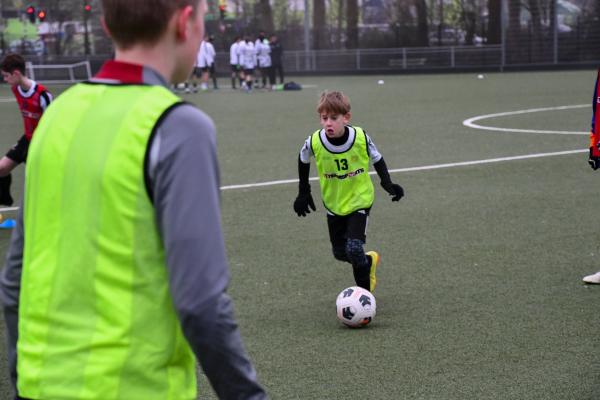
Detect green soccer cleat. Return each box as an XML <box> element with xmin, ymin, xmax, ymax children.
<box><xmin>366</xmin><ymin>251</ymin><xmax>380</xmax><ymax>292</ymax></box>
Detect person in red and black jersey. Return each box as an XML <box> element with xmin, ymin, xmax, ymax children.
<box><xmin>584</xmin><ymin>69</ymin><xmax>600</xmax><ymax>283</ymax></box>
<box><xmin>0</xmin><ymin>53</ymin><xmax>53</xmax><ymax>206</ymax></box>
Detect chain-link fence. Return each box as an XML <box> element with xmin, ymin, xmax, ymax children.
<box><xmin>1</xmin><ymin>0</ymin><xmax>598</xmax><ymax>74</ymax></box>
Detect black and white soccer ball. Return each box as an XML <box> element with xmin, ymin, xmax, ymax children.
<box><xmin>335</xmin><ymin>286</ymin><xmax>376</xmax><ymax>328</ymax></box>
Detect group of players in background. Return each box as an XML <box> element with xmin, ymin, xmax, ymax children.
<box><xmin>177</xmin><ymin>32</ymin><xmax>285</xmax><ymax>93</ymax></box>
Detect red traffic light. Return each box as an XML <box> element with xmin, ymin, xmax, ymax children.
<box><xmin>26</xmin><ymin>6</ymin><xmax>36</xmax><ymax>23</ymax></box>
<box><xmin>37</xmin><ymin>10</ymin><xmax>46</xmax><ymax>21</ymax></box>
<box><xmin>84</xmin><ymin>4</ymin><xmax>91</xmax><ymax>12</ymax></box>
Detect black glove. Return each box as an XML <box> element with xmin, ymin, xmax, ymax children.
<box><xmin>293</xmin><ymin>185</ymin><xmax>316</xmax><ymax>217</ymax></box>
<box><xmin>381</xmin><ymin>181</ymin><xmax>404</xmax><ymax>202</ymax></box>
<box><xmin>0</xmin><ymin>174</ymin><xmax>13</xmax><ymax>206</ymax></box>
<box><xmin>589</xmin><ymin>148</ymin><xmax>600</xmax><ymax>170</ymax></box>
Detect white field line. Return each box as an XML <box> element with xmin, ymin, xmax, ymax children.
<box><xmin>463</xmin><ymin>104</ymin><xmax>589</xmax><ymax>135</ymax></box>
<box><xmin>0</xmin><ymin>98</ymin><xmax>15</xmax><ymax>103</ymax></box>
<box><xmin>0</xmin><ymin>106</ymin><xmax>587</xmax><ymax>211</ymax></box>
<box><xmin>0</xmin><ymin>149</ymin><xmax>585</xmax><ymax>211</ymax></box>
<box><xmin>220</xmin><ymin>149</ymin><xmax>586</xmax><ymax>191</ymax></box>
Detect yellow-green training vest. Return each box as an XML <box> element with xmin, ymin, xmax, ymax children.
<box><xmin>311</xmin><ymin>126</ymin><xmax>374</xmax><ymax>216</ymax></box>
<box><xmin>19</xmin><ymin>83</ymin><xmax>197</xmax><ymax>400</ymax></box>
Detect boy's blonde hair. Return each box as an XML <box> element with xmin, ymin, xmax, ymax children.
<box><xmin>317</xmin><ymin>91</ymin><xmax>351</xmax><ymax>115</ymax></box>
<box><xmin>102</xmin><ymin>0</ymin><xmax>201</xmax><ymax>49</ymax></box>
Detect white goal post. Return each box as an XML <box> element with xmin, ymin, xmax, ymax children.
<box><xmin>26</xmin><ymin>61</ymin><xmax>92</xmax><ymax>84</ymax></box>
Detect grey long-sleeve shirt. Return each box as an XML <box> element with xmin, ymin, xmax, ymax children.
<box><xmin>0</xmin><ymin>63</ymin><xmax>267</xmax><ymax>400</ymax></box>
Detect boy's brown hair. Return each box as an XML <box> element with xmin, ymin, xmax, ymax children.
<box><xmin>0</xmin><ymin>53</ymin><xmax>26</xmax><ymax>74</ymax></box>
<box><xmin>317</xmin><ymin>91</ymin><xmax>351</xmax><ymax>115</ymax></box>
<box><xmin>101</xmin><ymin>0</ymin><xmax>201</xmax><ymax>49</ymax></box>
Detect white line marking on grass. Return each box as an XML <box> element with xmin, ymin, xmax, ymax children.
<box><xmin>463</xmin><ymin>104</ymin><xmax>588</xmax><ymax>135</ymax></box>
<box><xmin>0</xmin><ymin>98</ymin><xmax>15</xmax><ymax>103</ymax></box>
<box><xmin>0</xmin><ymin>150</ymin><xmax>586</xmax><ymax>213</ymax></box>
<box><xmin>221</xmin><ymin>149</ymin><xmax>586</xmax><ymax>190</ymax></box>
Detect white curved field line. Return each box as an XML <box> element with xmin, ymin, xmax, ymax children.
<box><xmin>0</xmin><ymin>105</ymin><xmax>588</xmax><ymax>213</ymax></box>
<box><xmin>463</xmin><ymin>104</ymin><xmax>589</xmax><ymax>135</ymax></box>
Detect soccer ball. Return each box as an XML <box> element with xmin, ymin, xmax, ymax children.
<box><xmin>336</xmin><ymin>286</ymin><xmax>376</xmax><ymax>328</ymax></box>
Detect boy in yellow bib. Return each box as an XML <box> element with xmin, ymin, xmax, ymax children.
<box><xmin>293</xmin><ymin>91</ymin><xmax>404</xmax><ymax>292</ymax></box>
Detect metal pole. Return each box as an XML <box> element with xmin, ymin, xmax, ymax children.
<box><xmin>304</xmin><ymin>0</ymin><xmax>310</xmax><ymax>70</ymax></box>
<box><xmin>553</xmin><ymin>0</ymin><xmax>558</xmax><ymax>64</ymax></box>
<box><xmin>500</xmin><ymin>0</ymin><xmax>506</xmax><ymax>71</ymax></box>
<box><xmin>83</xmin><ymin>0</ymin><xmax>90</xmax><ymax>55</ymax></box>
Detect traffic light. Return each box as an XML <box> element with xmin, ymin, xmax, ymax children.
<box><xmin>84</xmin><ymin>3</ymin><xmax>92</xmax><ymax>16</ymax></box>
<box><xmin>37</xmin><ymin>10</ymin><xmax>46</xmax><ymax>22</ymax></box>
<box><xmin>219</xmin><ymin>4</ymin><xmax>226</xmax><ymax>20</ymax></box>
<box><xmin>26</xmin><ymin>6</ymin><xmax>35</xmax><ymax>23</ymax></box>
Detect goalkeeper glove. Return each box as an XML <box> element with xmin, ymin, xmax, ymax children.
<box><xmin>293</xmin><ymin>184</ymin><xmax>316</xmax><ymax>217</ymax></box>
<box><xmin>381</xmin><ymin>181</ymin><xmax>404</xmax><ymax>202</ymax></box>
<box><xmin>0</xmin><ymin>174</ymin><xmax>13</xmax><ymax>206</ymax></box>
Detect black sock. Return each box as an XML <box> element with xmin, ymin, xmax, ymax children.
<box><xmin>352</xmin><ymin>262</ymin><xmax>371</xmax><ymax>291</ymax></box>
<box><xmin>0</xmin><ymin>174</ymin><xmax>13</xmax><ymax>206</ymax></box>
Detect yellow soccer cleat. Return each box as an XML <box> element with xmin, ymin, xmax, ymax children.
<box><xmin>366</xmin><ymin>251</ymin><xmax>380</xmax><ymax>292</ymax></box>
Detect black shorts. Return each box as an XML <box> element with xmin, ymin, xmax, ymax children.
<box><xmin>327</xmin><ymin>209</ymin><xmax>370</xmax><ymax>248</ymax></box>
<box><xmin>202</xmin><ymin>64</ymin><xmax>215</xmax><ymax>73</ymax></box>
<box><xmin>192</xmin><ymin>67</ymin><xmax>203</xmax><ymax>77</ymax></box>
<box><xmin>243</xmin><ymin>68</ymin><xmax>254</xmax><ymax>76</ymax></box>
<box><xmin>6</xmin><ymin>135</ymin><xmax>29</xmax><ymax>164</ymax></box>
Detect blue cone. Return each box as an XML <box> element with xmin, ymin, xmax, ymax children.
<box><xmin>0</xmin><ymin>219</ymin><xmax>16</xmax><ymax>229</ymax></box>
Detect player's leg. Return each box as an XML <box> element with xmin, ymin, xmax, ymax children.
<box><xmin>201</xmin><ymin>67</ymin><xmax>209</xmax><ymax>90</ymax></box>
<box><xmin>239</xmin><ymin>68</ymin><xmax>245</xmax><ymax>88</ymax></box>
<box><xmin>328</xmin><ymin>214</ymin><xmax>349</xmax><ymax>263</ymax></box>
<box><xmin>0</xmin><ymin>136</ymin><xmax>27</xmax><ymax>206</ymax></box>
<box><xmin>231</xmin><ymin>65</ymin><xmax>237</xmax><ymax>89</ymax></box>
<box><xmin>344</xmin><ymin>210</ymin><xmax>378</xmax><ymax>292</ymax></box>
<box><xmin>210</xmin><ymin>64</ymin><xmax>218</xmax><ymax>89</ymax></box>
<box><xmin>245</xmin><ymin>69</ymin><xmax>253</xmax><ymax>91</ymax></box>
<box><xmin>191</xmin><ymin>67</ymin><xmax>201</xmax><ymax>92</ymax></box>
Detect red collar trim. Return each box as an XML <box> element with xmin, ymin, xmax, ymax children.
<box><xmin>94</xmin><ymin>60</ymin><xmax>144</xmax><ymax>84</ymax></box>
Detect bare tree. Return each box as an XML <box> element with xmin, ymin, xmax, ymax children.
<box><xmin>346</xmin><ymin>0</ymin><xmax>359</xmax><ymax>48</ymax></box>
<box><xmin>487</xmin><ymin>0</ymin><xmax>501</xmax><ymax>43</ymax></box>
<box><xmin>336</xmin><ymin>0</ymin><xmax>344</xmax><ymax>47</ymax></box>
<box><xmin>256</xmin><ymin>0</ymin><xmax>274</xmax><ymax>33</ymax></box>
<box><xmin>313</xmin><ymin>0</ymin><xmax>326</xmax><ymax>49</ymax></box>
<box><xmin>415</xmin><ymin>0</ymin><xmax>429</xmax><ymax>46</ymax></box>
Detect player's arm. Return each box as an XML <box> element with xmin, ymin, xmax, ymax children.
<box><xmin>0</xmin><ymin>203</ymin><xmax>24</xmax><ymax>389</ymax></box>
<box><xmin>293</xmin><ymin>138</ymin><xmax>316</xmax><ymax>217</ymax></box>
<box><xmin>40</xmin><ymin>90</ymin><xmax>53</xmax><ymax>111</ymax></box>
<box><xmin>373</xmin><ymin>158</ymin><xmax>404</xmax><ymax>201</ymax></box>
<box><xmin>148</xmin><ymin>105</ymin><xmax>267</xmax><ymax>399</ymax></box>
<box><xmin>366</xmin><ymin>134</ymin><xmax>404</xmax><ymax>201</ymax></box>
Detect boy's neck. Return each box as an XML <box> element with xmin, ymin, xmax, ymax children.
<box><xmin>327</xmin><ymin>126</ymin><xmax>349</xmax><ymax>145</ymax></box>
<box><xmin>17</xmin><ymin>76</ymin><xmax>33</xmax><ymax>92</ymax></box>
<box><xmin>115</xmin><ymin>43</ymin><xmax>176</xmax><ymax>84</ymax></box>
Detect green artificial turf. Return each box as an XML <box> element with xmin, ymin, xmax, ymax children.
<box><xmin>0</xmin><ymin>70</ymin><xmax>598</xmax><ymax>399</ymax></box>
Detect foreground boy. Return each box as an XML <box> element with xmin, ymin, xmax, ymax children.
<box><xmin>293</xmin><ymin>91</ymin><xmax>404</xmax><ymax>292</ymax></box>
<box><xmin>0</xmin><ymin>1</ymin><xmax>267</xmax><ymax>399</ymax></box>
<box><xmin>0</xmin><ymin>53</ymin><xmax>52</xmax><ymax>206</ymax></box>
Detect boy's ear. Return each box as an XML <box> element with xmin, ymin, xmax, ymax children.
<box><xmin>99</xmin><ymin>17</ymin><xmax>111</xmax><ymax>39</ymax></box>
<box><xmin>175</xmin><ymin>5</ymin><xmax>194</xmax><ymax>41</ymax></box>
